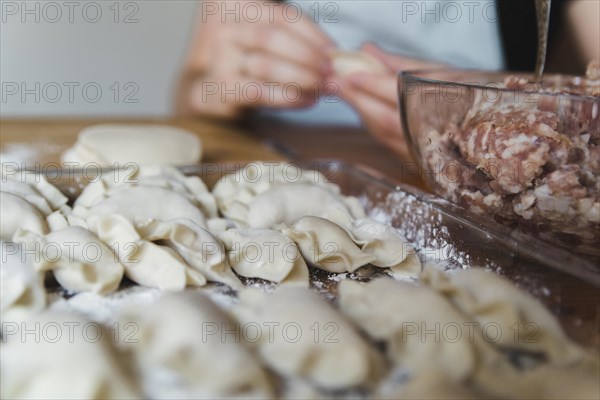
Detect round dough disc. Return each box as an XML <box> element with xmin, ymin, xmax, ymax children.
<box><xmin>61</xmin><ymin>124</ymin><xmax>202</xmax><ymax>167</ymax></box>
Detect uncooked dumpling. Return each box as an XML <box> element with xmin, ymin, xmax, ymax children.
<box><xmin>278</xmin><ymin>216</ymin><xmax>375</xmax><ymax>273</ymax></box>
<box><xmin>122</xmin><ymin>291</ymin><xmax>272</xmax><ymax>398</ymax></box>
<box><xmin>337</xmin><ymin>278</ymin><xmax>522</xmax><ymax>397</ymax></box>
<box><xmin>74</xmin><ymin>185</ymin><xmax>208</xmax><ymax>228</ymax></box>
<box><xmin>213</xmin><ymin>161</ymin><xmax>333</xmax><ymax>210</ymax></box>
<box><xmin>0</xmin><ymin>241</ymin><xmax>46</xmax><ymax>324</ymax></box>
<box><xmin>80</xmin><ymin>165</ymin><xmax>218</xmax><ymax>219</ymax></box>
<box><xmin>88</xmin><ymin>215</ymin><xmax>241</xmax><ymax>290</ymax></box>
<box><xmin>234</xmin><ymin>286</ymin><xmax>384</xmax><ymax>390</ymax></box>
<box><xmin>0</xmin><ymin>191</ymin><xmax>48</xmax><ymax>240</ymax></box>
<box><xmin>1</xmin><ymin>311</ymin><xmax>140</xmax><ymax>399</ymax></box>
<box><xmin>14</xmin><ymin>226</ymin><xmax>124</xmax><ymax>294</ymax></box>
<box><xmin>248</xmin><ymin>184</ymin><xmax>365</xmax><ymax>228</ymax></box>
<box><xmin>61</xmin><ymin>124</ymin><xmax>202</xmax><ymax>167</ymax></box>
<box><xmin>420</xmin><ymin>268</ymin><xmax>585</xmax><ymax>366</ymax></box>
<box><xmin>1</xmin><ymin>170</ymin><xmax>71</xmax><ymax>235</ymax></box>
<box><xmin>87</xmin><ymin>214</ymin><xmax>201</xmax><ymax>291</ymax></box>
<box><xmin>1</xmin><ymin>168</ymin><xmax>70</xmax><ymax>215</ymax></box>
<box><xmin>213</xmin><ymin>162</ymin><xmax>365</xmax><ymax>228</ymax></box>
<box><xmin>328</xmin><ymin>211</ymin><xmax>422</xmax><ymax>278</ymax></box>
<box><xmin>1</xmin><ymin>178</ymin><xmax>54</xmax><ymax>215</ymax></box>
<box><xmin>340</xmin><ymin>274</ymin><xmax>599</xmax><ymax>399</ymax></box>
<box><xmin>136</xmin><ymin>218</ymin><xmax>242</xmax><ymax>289</ymax></box>
<box><xmin>218</xmin><ymin>228</ymin><xmax>309</xmax><ymax>286</ymax></box>
<box><xmin>339</xmin><ymin>278</ymin><xmax>478</xmax><ymax>381</ymax></box>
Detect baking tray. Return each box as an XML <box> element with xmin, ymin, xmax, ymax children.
<box><xmin>36</xmin><ymin>159</ymin><xmax>600</xmax><ymax>347</ymax></box>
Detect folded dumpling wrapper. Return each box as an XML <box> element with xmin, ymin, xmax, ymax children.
<box><xmin>121</xmin><ymin>291</ymin><xmax>273</xmax><ymax>398</ymax></box>
<box><xmin>1</xmin><ymin>311</ymin><xmax>140</xmax><ymax>399</ymax></box>
<box><xmin>88</xmin><ymin>215</ymin><xmax>242</xmax><ymax>290</ymax></box>
<box><xmin>212</xmin><ymin>161</ymin><xmax>333</xmax><ymax>209</ymax></box>
<box><xmin>14</xmin><ymin>226</ymin><xmax>125</xmax><ymax>294</ymax></box>
<box><xmin>338</xmin><ymin>277</ymin><xmax>525</xmax><ymax>398</ymax></box>
<box><xmin>0</xmin><ymin>241</ymin><xmax>46</xmax><ymax>324</ymax></box>
<box><xmin>234</xmin><ymin>286</ymin><xmax>384</xmax><ymax>390</ymax></box>
<box><xmin>213</xmin><ymin>162</ymin><xmax>365</xmax><ymax>228</ymax></box>
<box><xmin>327</xmin><ymin>210</ymin><xmax>422</xmax><ymax>278</ymax></box>
<box><xmin>72</xmin><ymin>166</ymin><xmax>222</xmax><ymax>231</ymax></box>
<box><xmin>0</xmin><ymin>191</ymin><xmax>48</xmax><ymax>240</ymax></box>
<box><xmin>61</xmin><ymin>124</ymin><xmax>202</xmax><ymax>167</ymax></box>
<box><xmin>278</xmin><ymin>216</ymin><xmax>375</xmax><ymax>273</ymax></box>
<box><xmin>0</xmin><ymin>169</ymin><xmax>70</xmax><ymax>217</ymax></box>
<box><xmin>420</xmin><ymin>267</ymin><xmax>586</xmax><ymax>366</ymax></box>
<box><xmin>218</xmin><ymin>228</ymin><xmax>309</xmax><ymax>286</ymax></box>
<box><xmin>339</xmin><ymin>274</ymin><xmax>599</xmax><ymax>399</ymax></box>
<box><xmin>80</xmin><ymin>165</ymin><xmax>218</xmax><ymax>218</ymax></box>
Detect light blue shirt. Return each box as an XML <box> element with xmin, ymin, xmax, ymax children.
<box><xmin>264</xmin><ymin>0</ymin><xmax>504</xmax><ymax>125</ymax></box>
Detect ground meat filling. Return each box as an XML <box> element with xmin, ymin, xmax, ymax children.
<box><xmin>423</xmin><ymin>62</ymin><xmax>600</xmax><ymax>254</ymax></box>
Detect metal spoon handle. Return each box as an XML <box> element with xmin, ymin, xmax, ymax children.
<box><xmin>534</xmin><ymin>0</ymin><xmax>551</xmax><ymax>82</ymax></box>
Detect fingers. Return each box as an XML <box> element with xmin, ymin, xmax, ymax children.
<box><xmin>235</xmin><ymin>26</ymin><xmax>329</xmax><ymax>75</ymax></box>
<box><xmin>361</xmin><ymin>42</ymin><xmax>444</xmax><ymax>71</ymax></box>
<box><xmin>242</xmin><ymin>51</ymin><xmax>326</xmax><ymax>90</ymax></box>
<box><xmin>187</xmin><ymin>74</ymin><xmax>316</xmax><ymax>118</ymax></box>
<box><xmin>337</xmin><ymin>81</ymin><xmax>411</xmax><ymax>160</ymax></box>
<box><xmin>338</xmin><ymin>72</ymin><xmax>399</xmax><ymax>106</ymax></box>
<box><xmin>282</xmin><ymin>11</ymin><xmax>335</xmax><ymax>50</ymax></box>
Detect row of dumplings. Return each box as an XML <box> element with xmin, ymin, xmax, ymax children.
<box><xmin>1</xmin><ymin>162</ymin><xmax>421</xmax><ymax>323</ymax></box>
<box><xmin>2</xmin><ymin>268</ymin><xmax>597</xmax><ymax>399</ymax></box>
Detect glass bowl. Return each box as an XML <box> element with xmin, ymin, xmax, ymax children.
<box><xmin>398</xmin><ymin>69</ymin><xmax>600</xmax><ymax>257</ymax></box>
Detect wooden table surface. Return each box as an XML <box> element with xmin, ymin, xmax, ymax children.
<box><xmin>1</xmin><ymin>117</ymin><xmax>598</xmax><ymax>347</ymax></box>
<box><xmin>0</xmin><ymin>118</ymin><xmax>283</xmax><ymax>167</ymax></box>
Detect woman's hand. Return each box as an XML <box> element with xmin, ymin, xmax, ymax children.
<box><xmin>177</xmin><ymin>1</ymin><xmax>334</xmax><ymax>118</ymax></box>
<box><xmin>334</xmin><ymin>43</ymin><xmax>442</xmax><ymax>160</ymax></box>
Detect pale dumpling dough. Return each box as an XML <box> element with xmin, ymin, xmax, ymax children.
<box><xmin>339</xmin><ymin>278</ymin><xmax>479</xmax><ymax>380</ymax></box>
<box><xmin>338</xmin><ymin>278</ymin><xmax>522</xmax><ymax>398</ymax></box>
<box><xmin>1</xmin><ymin>311</ymin><xmax>140</xmax><ymax>399</ymax></box>
<box><xmin>0</xmin><ymin>241</ymin><xmax>46</xmax><ymax>324</ymax></box>
<box><xmin>72</xmin><ymin>165</ymin><xmax>222</xmax><ymax>231</ymax></box>
<box><xmin>328</xmin><ymin>211</ymin><xmax>422</xmax><ymax>278</ymax></box>
<box><xmin>330</xmin><ymin>50</ymin><xmax>388</xmax><ymax>76</ymax></box>
<box><xmin>1</xmin><ymin>167</ymin><xmax>70</xmax><ymax>215</ymax></box>
<box><xmin>213</xmin><ymin>162</ymin><xmax>365</xmax><ymax>228</ymax></box>
<box><xmin>61</xmin><ymin>124</ymin><xmax>202</xmax><ymax>167</ymax></box>
<box><xmin>74</xmin><ymin>185</ymin><xmax>208</xmax><ymax>229</ymax></box>
<box><xmin>341</xmin><ymin>274</ymin><xmax>599</xmax><ymax>399</ymax></box>
<box><xmin>242</xmin><ymin>183</ymin><xmax>365</xmax><ymax>228</ymax></box>
<box><xmin>77</xmin><ymin>165</ymin><xmax>218</xmax><ymax>219</ymax></box>
<box><xmin>234</xmin><ymin>286</ymin><xmax>383</xmax><ymax>390</ymax></box>
<box><xmin>14</xmin><ymin>226</ymin><xmax>124</xmax><ymax>294</ymax></box>
<box><xmin>218</xmin><ymin>228</ymin><xmax>309</xmax><ymax>286</ymax></box>
<box><xmin>0</xmin><ymin>191</ymin><xmax>48</xmax><ymax>240</ymax></box>
<box><xmin>136</xmin><ymin>218</ymin><xmax>242</xmax><ymax>289</ymax></box>
<box><xmin>421</xmin><ymin>268</ymin><xmax>585</xmax><ymax>366</ymax></box>
<box><xmin>0</xmin><ymin>170</ymin><xmax>70</xmax><ymax>233</ymax></box>
<box><xmin>122</xmin><ymin>291</ymin><xmax>272</xmax><ymax>398</ymax></box>
<box><xmin>88</xmin><ymin>215</ymin><xmax>241</xmax><ymax>290</ymax></box>
<box><xmin>279</xmin><ymin>216</ymin><xmax>375</xmax><ymax>273</ymax></box>
<box><xmin>212</xmin><ymin>161</ymin><xmax>334</xmax><ymax>209</ymax></box>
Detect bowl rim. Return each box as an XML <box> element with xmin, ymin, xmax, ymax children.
<box><xmin>398</xmin><ymin>68</ymin><xmax>599</xmax><ymax>101</ymax></box>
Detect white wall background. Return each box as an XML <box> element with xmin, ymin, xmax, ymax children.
<box><xmin>1</xmin><ymin>0</ymin><xmax>198</xmax><ymax>117</ymax></box>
